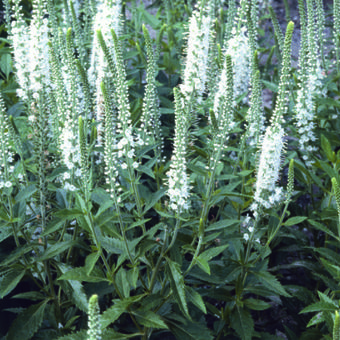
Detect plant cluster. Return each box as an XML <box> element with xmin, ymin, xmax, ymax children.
<box><xmin>0</xmin><ymin>0</ymin><xmax>340</xmax><ymax>339</ymax></box>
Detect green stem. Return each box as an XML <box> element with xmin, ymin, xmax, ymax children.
<box><xmin>185</xmin><ymin>163</ymin><xmax>218</xmax><ymax>274</ymax></box>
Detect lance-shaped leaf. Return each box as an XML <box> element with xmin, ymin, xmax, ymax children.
<box><xmin>166</xmin><ymin>258</ymin><xmax>190</xmax><ymax>319</ymax></box>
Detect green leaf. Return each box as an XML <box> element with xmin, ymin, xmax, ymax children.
<box><xmin>334</xmin><ymin>311</ymin><xmax>340</xmax><ymax>340</ymax></box>
<box><xmin>143</xmin><ymin>188</ymin><xmax>166</xmax><ymax>214</ymax></box>
<box><xmin>138</xmin><ymin>164</ymin><xmax>155</xmax><ymax>179</ymax></box>
<box><xmin>133</xmin><ymin>310</ymin><xmax>168</xmax><ymax>329</ymax></box>
<box><xmin>300</xmin><ymin>301</ymin><xmax>338</xmax><ymax>314</ymax></box>
<box><xmin>11</xmin><ymin>291</ymin><xmax>46</xmax><ymax>301</ymax></box>
<box><xmin>196</xmin><ymin>257</ymin><xmax>210</xmax><ymax>275</ymax></box>
<box><xmin>307</xmin><ymin>311</ymin><xmax>326</xmax><ymax>328</ymax></box>
<box><xmin>230</xmin><ymin>306</ymin><xmax>254</xmax><ymax>340</ymax></box>
<box><xmin>142</xmin><ymin>10</ymin><xmax>161</xmax><ymax>28</ymax></box>
<box><xmin>116</xmin><ymin>267</ymin><xmax>130</xmax><ymax>298</ymax></box>
<box><xmin>0</xmin><ymin>269</ymin><xmax>25</xmax><ymax>298</ymax></box>
<box><xmin>250</xmin><ymin>271</ymin><xmax>291</xmax><ymax>297</ymax></box>
<box><xmin>0</xmin><ymin>53</ymin><xmax>12</xmax><ymax>79</ymax></box>
<box><xmin>85</xmin><ymin>252</ymin><xmax>100</xmax><ymax>275</ymax></box>
<box><xmin>167</xmin><ymin>317</ymin><xmax>213</xmax><ymax>340</ymax></box>
<box><xmin>196</xmin><ymin>244</ymin><xmax>229</xmax><ymax>275</ymax></box>
<box><xmin>58</xmin><ymin>267</ymin><xmax>108</xmax><ymax>283</ymax></box>
<box><xmin>56</xmin><ymin>330</ymin><xmax>87</xmax><ymax>340</ymax></box>
<box><xmin>166</xmin><ymin>258</ymin><xmax>190</xmax><ymax>318</ymax></box>
<box><xmin>58</xmin><ymin>264</ymin><xmax>88</xmax><ymax>312</ymax></box>
<box><xmin>40</xmin><ymin>220</ymin><xmax>65</xmax><ymax>237</ymax></box>
<box><xmin>244</xmin><ymin>298</ymin><xmax>271</xmax><ymax>311</ymax></box>
<box><xmin>6</xmin><ymin>299</ymin><xmax>49</xmax><ymax>340</ymax></box>
<box><xmin>321</xmin><ymin>134</ymin><xmax>336</xmax><ymax>163</ymax></box>
<box><xmin>261</xmin><ymin>79</ymin><xmax>278</xmax><ymax>92</ymax></box>
<box><xmin>101</xmin><ymin>295</ymin><xmax>146</xmax><ymax>329</ymax></box>
<box><xmin>38</xmin><ymin>240</ymin><xmax>78</xmax><ymax>261</ymax></box>
<box><xmin>14</xmin><ymin>184</ymin><xmax>37</xmax><ymax>202</ymax></box>
<box><xmin>0</xmin><ymin>244</ymin><xmax>34</xmax><ymax>266</ymax></box>
<box><xmin>283</xmin><ymin>216</ymin><xmax>307</xmax><ymax>227</ymax></box>
<box><xmin>205</xmin><ymin>219</ymin><xmax>239</xmax><ymax>232</ymax></box>
<box><xmin>308</xmin><ymin>219</ymin><xmax>337</xmax><ymax>239</ymax></box>
<box><xmin>0</xmin><ymin>224</ymin><xmax>12</xmax><ymax>242</ymax></box>
<box><xmin>198</xmin><ymin>244</ymin><xmax>228</xmax><ymax>262</ymax></box>
<box><xmin>185</xmin><ymin>286</ymin><xmax>206</xmax><ymax>313</ymax></box>
<box><xmin>54</xmin><ymin>208</ymin><xmax>83</xmax><ymax>219</ymax></box>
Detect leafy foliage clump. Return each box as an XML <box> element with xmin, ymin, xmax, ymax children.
<box><xmin>1</xmin><ymin>0</ymin><xmax>340</xmax><ymax>339</ymax></box>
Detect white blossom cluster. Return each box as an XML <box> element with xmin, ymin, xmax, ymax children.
<box><xmin>225</xmin><ymin>27</ymin><xmax>251</xmax><ymax>102</ymax></box>
<box><xmin>295</xmin><ymin>66</ymin><xmax>324</xmax><ymax>166</ymax></box>
<box><xmin>167</xmin><ymin>94</ymin><xmax>190</xmax><ymax>212</ymax></box>
<box><xmin>10</xmin><ymin>2</ymin><xmax>30</xmax><ymax>100</ymax></box>
<box><xmin>59</xmin><ymin>119</ymin><xmax>82</xmax><ymax>192</ymax></box>
<box><xmin>88</xmin><ymin>0</ymin><xmax>122</xmax><ymax>146</ymax></box>
<box><xmin>213</xmin><ymin>57</ymin><xmax>236</xmax><ymax>116</ymax></box>
<box><xmin>29</xmin><ymin>4</ymin><xmax>51</xmax><ymax>99</ymax></box>
<box><xmin>87</xmin><ymin>295</ymin><xmax>102</xmax><ymax>340</ymax></box>
<box><xmin>0</xmin><ymin>95</ymin><xmax>15</xmax><ymax>190</ymax></box>
<box><xmin>10</xmin><ymin>0</ymin><xmax>51</xmax><ymax>101</ymax></box>
<box><xmin>251</xmin><ymin>123</ymin><xmax>285</xmax><ymax>218</ymax></box>
<box><xmin>181</xmin><ymin>1</ymin><xmax>212</xmax><ymax>102</ymax></box>
<box><xmin>167</xmin><ymin>2</ymin><xmax>213</xmax><ymax>211</ymax></box>
<box><xmin>246</xmin><ymin>70</ymin><xmax>265</xmax><ymax>147</ymax></box>
<box><xmin>295</xmin><ymin>0</ymin><xmax>326</xmax><ymax>167</ymax></box>
<box><xmin>209</xmin><ymin>55</ymin><xmax>235</xmax><ymax>171</ymax></box>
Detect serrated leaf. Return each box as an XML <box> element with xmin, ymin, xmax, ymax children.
<box><xmin>143</xmin><ymin>188</ymin><xmax>166</xmax><ymax>214</ymax></box>
<box><xmin>205</xmin><ymin>219</ymin><xmax>239</xmax><ymax>232</ymax></box>
<box><xmin>85</xmin><ymin>252</ymin><xmax>100</xmax><ymax>275</ymax></box>
<box><xmin>133</xmin><ymin>310</ymin><xmax>168</xmax><ymax>329</ymax></box>
<box><xmin>244</xmin><ymin>298</ymin><xmax>271</xmax><ymax>311</ymax></box>
<box><xmin>185</xmin><ymin>286</ymin><xmax>206</xmax><ymax>313</ymax></box>
<box><xmin>54</xmin><ymin>208</ymin><xmax>83</xmax><ymax>219</ymax></box>
<box><xmin>230</xmin><ymin>306</ymin><xmax>254</xmax><ymax>340</ymax></box>
<box><xmin>127</xmin><ymin>266</ymin><xmax>139</xmax><ymax>289</ymax></box>
<box><xmin>250</xmin><ymin>271</ymin><xmax>291</xmax><ymax>297</ymax></box>
<box><xmin>101</xmin><ymin>295</ymin><xmax>146</xmax><ymax>329</ymax></box>
<box><xmin>283</xmin><ymin>216</ymin><xmax>307</xmax><ymax>226</ymax></box>
<box><xmin>167</xmin><ymin>317</ymin><xmax>213</xmax><ymax>340</ymax></box>
<box><xmin>321</xmin><ymin>134</ymin><xmax>336</xmax><ymax>163</ymax></box>
<box><xmin>56</xmin><ymin>330</ymin><xmax>87</xmax><ymax>340</ymax></box>
<box><xmin>126</xmin><ymin>218</ymin><xmax>151</xmax><ymax>231</ymax></box>
<box><xmin>58</xmin><ymin>264</ymin><xmax>88</xmax><ymax>312</ymax></box>
<box><xmin>300</xmin><ymin>301</ymin><xmax>338</xmax><ymax>314</ymax></box>
<box><xmin>307</xmin><ymin>312</ymin><xmax>325</xmax><ymax>328</ymax></box>
<box><xmin>0</xmin><ymin>269</ymin><xmax>25</xmax><ymax>298</ymax></box>
<box><xmin>41</xmin><ymin>220</ymin><xmax>65</xmax><ymax>237</ymax></box>
<box><xmin>308</xmin><ymin>219</ymin><xmax>337</xmax><ymax>239</ymax></box>
<box><xmin>116</xmin><ymin>267</ymin><xmax>130</xmax><ymax>298</ymax></box>
<box><xmin>334</xmin><ymin>311</ymin><xmax>340</xmax><ymax>340</ymax></box>
<box><xmin>15</xmin><ymin>184</ymin><xmax>37</xmax><ymax>202</ymax></box>
<box><xmin>12</xmin><ymin>291</ymin><xmax>45</xmax><ymax>301</ymax></box>
<box><xmin>94</xmin><ymin>199</ymin><xmax>114</xmax><ymax>218</ymax></box>
<box><xmin>0</xmin><ymin>224</ymin><xmax>12</xmax><ymax>242</ymax></box>
<box><xmin>166</xmin><ymin>258</ymin><xmax>190</xmax><ymax>318</ymax></box>
<box><xmin>0</xmin><ymin>53</ymin><xmax>12</xmax><ymax>79</ymax></box>
<box><xmin>38</xmin><ymin>240</ymin><xmax>77</xmax><ymax>261</ymax></box>
<box><xmin>6</xmin><ymin>300</ymin><xmax>49</xmax><ymax>340</ymax></box>
<box><xmin>198</xmin><ymin>244</ymin><xmax>228</xmax><ymax>262</ymax></box>
<box><xmin>261</xmin><ymin>79</ymin><xmax>278</xmax><ymax>92</ymax></box>
<box><xmin>196</xmin><ymin>257</ymin><xmax>210</xmax><ymax>274</ymax></box>
<box><xmin>138</xmin><ymin>164</ymin><xmax>155</xmax><ymax>179</ymax></box>
<box><xmin>0</xmin><ymin>244</ymin><xmax>34</xmax><ymax>266</ymax></box>
<box><xmin>58</xmin><ymin>267</ymin><xmax>108</xmax><ymax>283</ymax></box>
<box><xmin>143</xmin><ymin>10</ymin><xmax>161</xmax><ymax>28</ymax></box>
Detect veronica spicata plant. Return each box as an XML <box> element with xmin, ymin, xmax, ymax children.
<box><xmin>2</xmin><ymin>1</ymin><xmax>340</xmax><ymax>339</ymax></box>
<box><xmin>251</xmin><ymin>21</ymin><xmax>294</xmax><ymax>217</ymax></box>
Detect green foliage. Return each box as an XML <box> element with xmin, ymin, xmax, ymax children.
<box><xmin>0</xmin><ymin>0</ymin><xmax>340</xmax><ymax>339</ymax></box>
